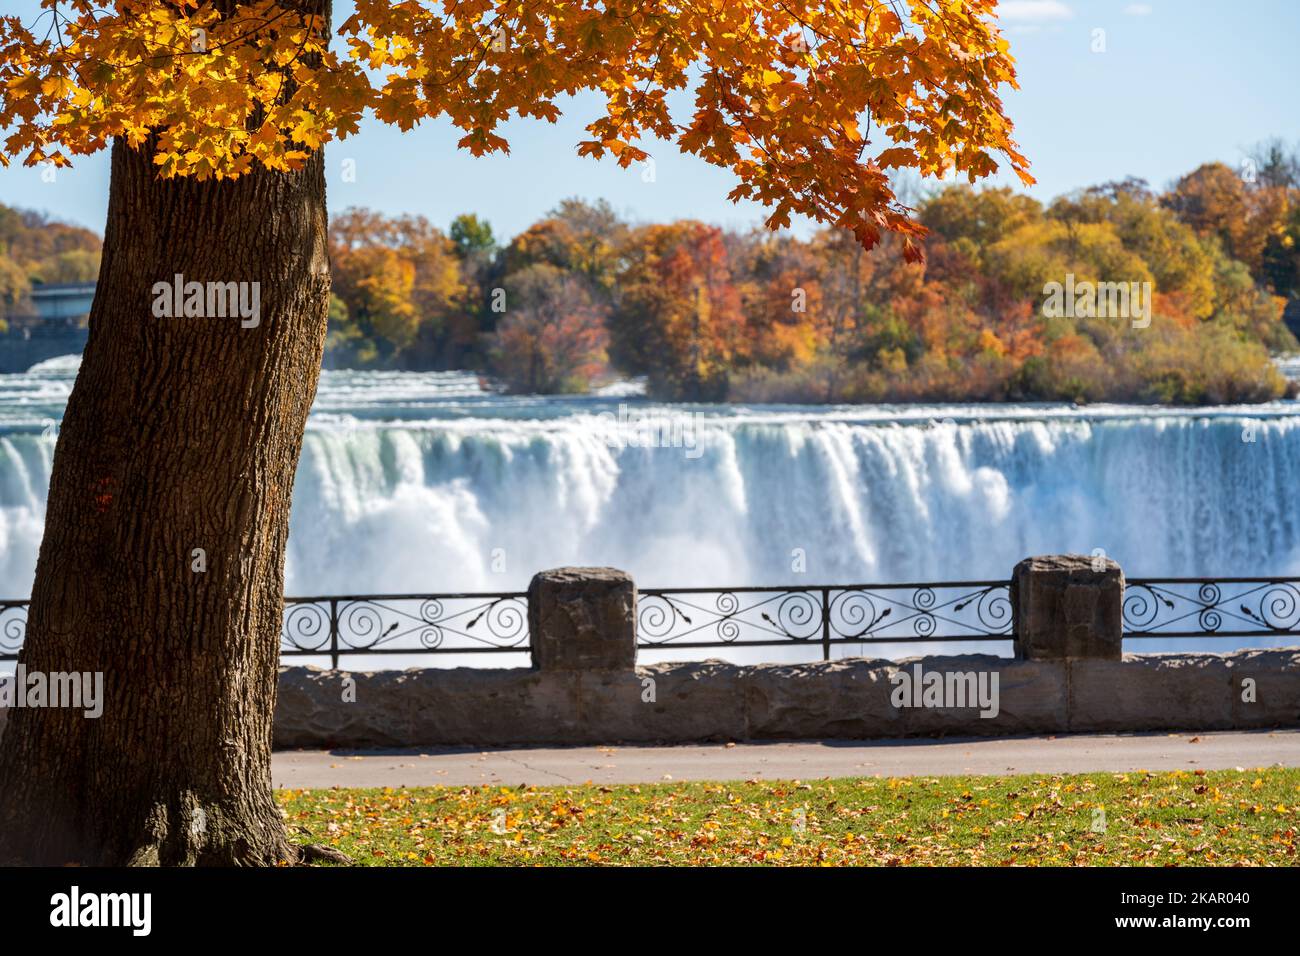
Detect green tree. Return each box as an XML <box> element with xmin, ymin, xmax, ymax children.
<box><xmin>449</xmin><ymin>213</ymin><xmax>496</xmax><ymax>258</ymax></box>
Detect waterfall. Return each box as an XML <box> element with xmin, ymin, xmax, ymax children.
<box><xmin>285</xmin><ymin>409</ymin><xmax>1300</xmax><ymax>594</ymax></box>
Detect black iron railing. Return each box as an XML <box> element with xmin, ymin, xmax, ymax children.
<box><xmin>2</xmin><ymin>577</ymin><xmax>1299</xmax><ymax>665</ymax></box>
<box><xmin>0</xmin><ymin>600</ymin><xmax>23</xmax><ymax>660</ymax></box>
<box><xmin>281</xmin><ymin>592</ymin><xmax>530</xmax><ymax>667</ymax></box>
<box><xmin>1123</xmin><ymin>578</ymin><xmax>1300</xmax><ymax>640</ymax></box>
<box><xmin>637</xmin><ymin>582</ymin><xmax>1013</xmax><ymax>660</ymax></box>
<box><xmin>0</xmin><ymin>592</ymin><xmax>531</xmax><ymax>668</ymax></box>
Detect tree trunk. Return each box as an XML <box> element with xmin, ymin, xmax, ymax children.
<box><xmin>0</xmin><ymin>134</ymin><xmax>329</xmax><ymax>865</ymax></box>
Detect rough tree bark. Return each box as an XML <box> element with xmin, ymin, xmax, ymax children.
<box><xmin>0</xmin><ymin>129</ymin><xmax>330</xmax><ymax>864</ymax></box>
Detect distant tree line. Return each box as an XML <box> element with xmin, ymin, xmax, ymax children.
<box><xmin>323</xmin><ymin>143</ymin><xmax>1300</xmax><ymax>404</ymax></box>
<box><xmin>0</xmin><ymin>205</ymin><xmax>101</xmax><ymax>331</ymax></box>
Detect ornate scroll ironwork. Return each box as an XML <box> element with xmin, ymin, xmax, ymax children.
<box><xmin>637</xmin><ymin>582</ymin><xmax>1012</xmax><ymax>659</ymax></box>
<box><xmin>280</xmin><ymin>592</ymin><xmax>529</xmax><ymax>665</ymax></box>
<box><xmin>2</xmin><ymin>576</ymin><xmax>1294</xmax><ymax>666</ymax></box>
<box><xmin>1123</xmin><ymin>578</ymin><xmax>1300</xmax><ymax>638</ymax></box>
<box><xmin>0</xmin><ymin>593</ymin><xmax>529</xmax><ymax>665</ymax></box>
<box><xmin>0</xmin><ymin>601</ymin><xmax>26</xmax><ymax>658</ymax></box>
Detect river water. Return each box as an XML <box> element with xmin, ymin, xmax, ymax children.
<box><xmin>3</xmin><ymin>356</ymin><xmax>1299</xmax><ymax>660</ymax></box>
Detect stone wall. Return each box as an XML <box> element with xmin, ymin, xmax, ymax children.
<box><xmin>273</xmin><ymin>650</ymin><xmax>1300</xmax><ymax>748</ymax></box>
<box><xmin>4</xmin><ymin>559</ymin><xmax>1297</xmax><ymax>746</ymax></box>
<box><xmin>272</xmin><ymin>560</ymin><xmax>1300</xmax><ymax>748</ymax></box>
<box><xmin>4</xmin><ymin>648</ymin><xmax>1296</xmax><ymax>746</ymax></box>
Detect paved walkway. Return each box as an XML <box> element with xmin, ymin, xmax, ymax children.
<box><xmin>272</xmin><ymin>729</ymin><xmax>1300</xmax><ymax>788</ymax></box>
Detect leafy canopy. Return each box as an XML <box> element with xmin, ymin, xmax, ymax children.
<box><xmin>0</xmin><ymin>0</ymin><xmax>1031</xmax><ymax>255</ymax></box>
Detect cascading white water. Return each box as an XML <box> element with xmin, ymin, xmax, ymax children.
<box><xmin>3</xmin><ymin>363</ymin><xmax>1300</xmax><ymax>596</ymax></box>
<box><xmin>2</xmin><ymin>361</ymin><xmax>1300</xmax><ymax>657</ymax></box>
<box><xmin>287</xmin><ymin>387</ymin><xmax>1300</xmax><ymax>593</ymax></box>
<box><xmin>0</xmin><ymin>358</ymin><xmax>69</xmax><ymax>599</ymax></box>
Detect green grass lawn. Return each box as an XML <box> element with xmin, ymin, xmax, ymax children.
<box><xmin>278</xmin><ymin>767</ymin><xmax>1300</xmax><ymax>866</ymax></box>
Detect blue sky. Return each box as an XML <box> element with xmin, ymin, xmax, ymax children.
<box><xmin>0</xmin><ymin>0</ymin><xmax>1296</xmax><ymax>241</ymax></box>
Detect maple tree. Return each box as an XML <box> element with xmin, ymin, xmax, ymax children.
<box><xmin>0</xmin><ymin>0</ymin><xmax>1028</xmax><ymax>866</ymax></box>
<box><xmin>1</xmin><ymin>0</ymin><xmax>1030</xmax><ymax>254</ymax></box>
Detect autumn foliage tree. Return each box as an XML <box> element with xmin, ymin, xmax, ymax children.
<box><xmin>0</xmin><ymin>0</ymin><xmax>1028</xmax><ymax>865</ymax></box>
<box><xmin>328</xmin><ymin>207</ymin><xmax>466</xmax><ymax>367</ymax></box>
<box><xmin>733</xmin><ymin>231</ymin><xmax>824</xmax><ymax>372</ymax></box>
<box><xmin>611</xmin><ymin>222</ymin><xmax>748</xmax><ymax>400</ymax></box>
<box><xmin>491</xmin><ymin>263</ymin><xmax>609</xmax><ymax>393</ymax></box>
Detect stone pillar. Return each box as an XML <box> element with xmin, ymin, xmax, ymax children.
<box><xmin>1012</xmin><ymin>554</ymin><xmax>1124</xmax><ymax>660</ymax></box>
<box><xmin>528</xmin><ymin>567</ymin><xmax>637</xmax><ymax>671</ymax></box>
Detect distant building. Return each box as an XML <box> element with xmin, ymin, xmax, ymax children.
<box><xmin>27</xmin><ymin>282</ymin><xmax>97</xmax><ymax>324</ymax></box>
<box><xmin>0</xmin><ymin>282</ymin><xmax>96</xmax><ymax>372</ymax></box>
